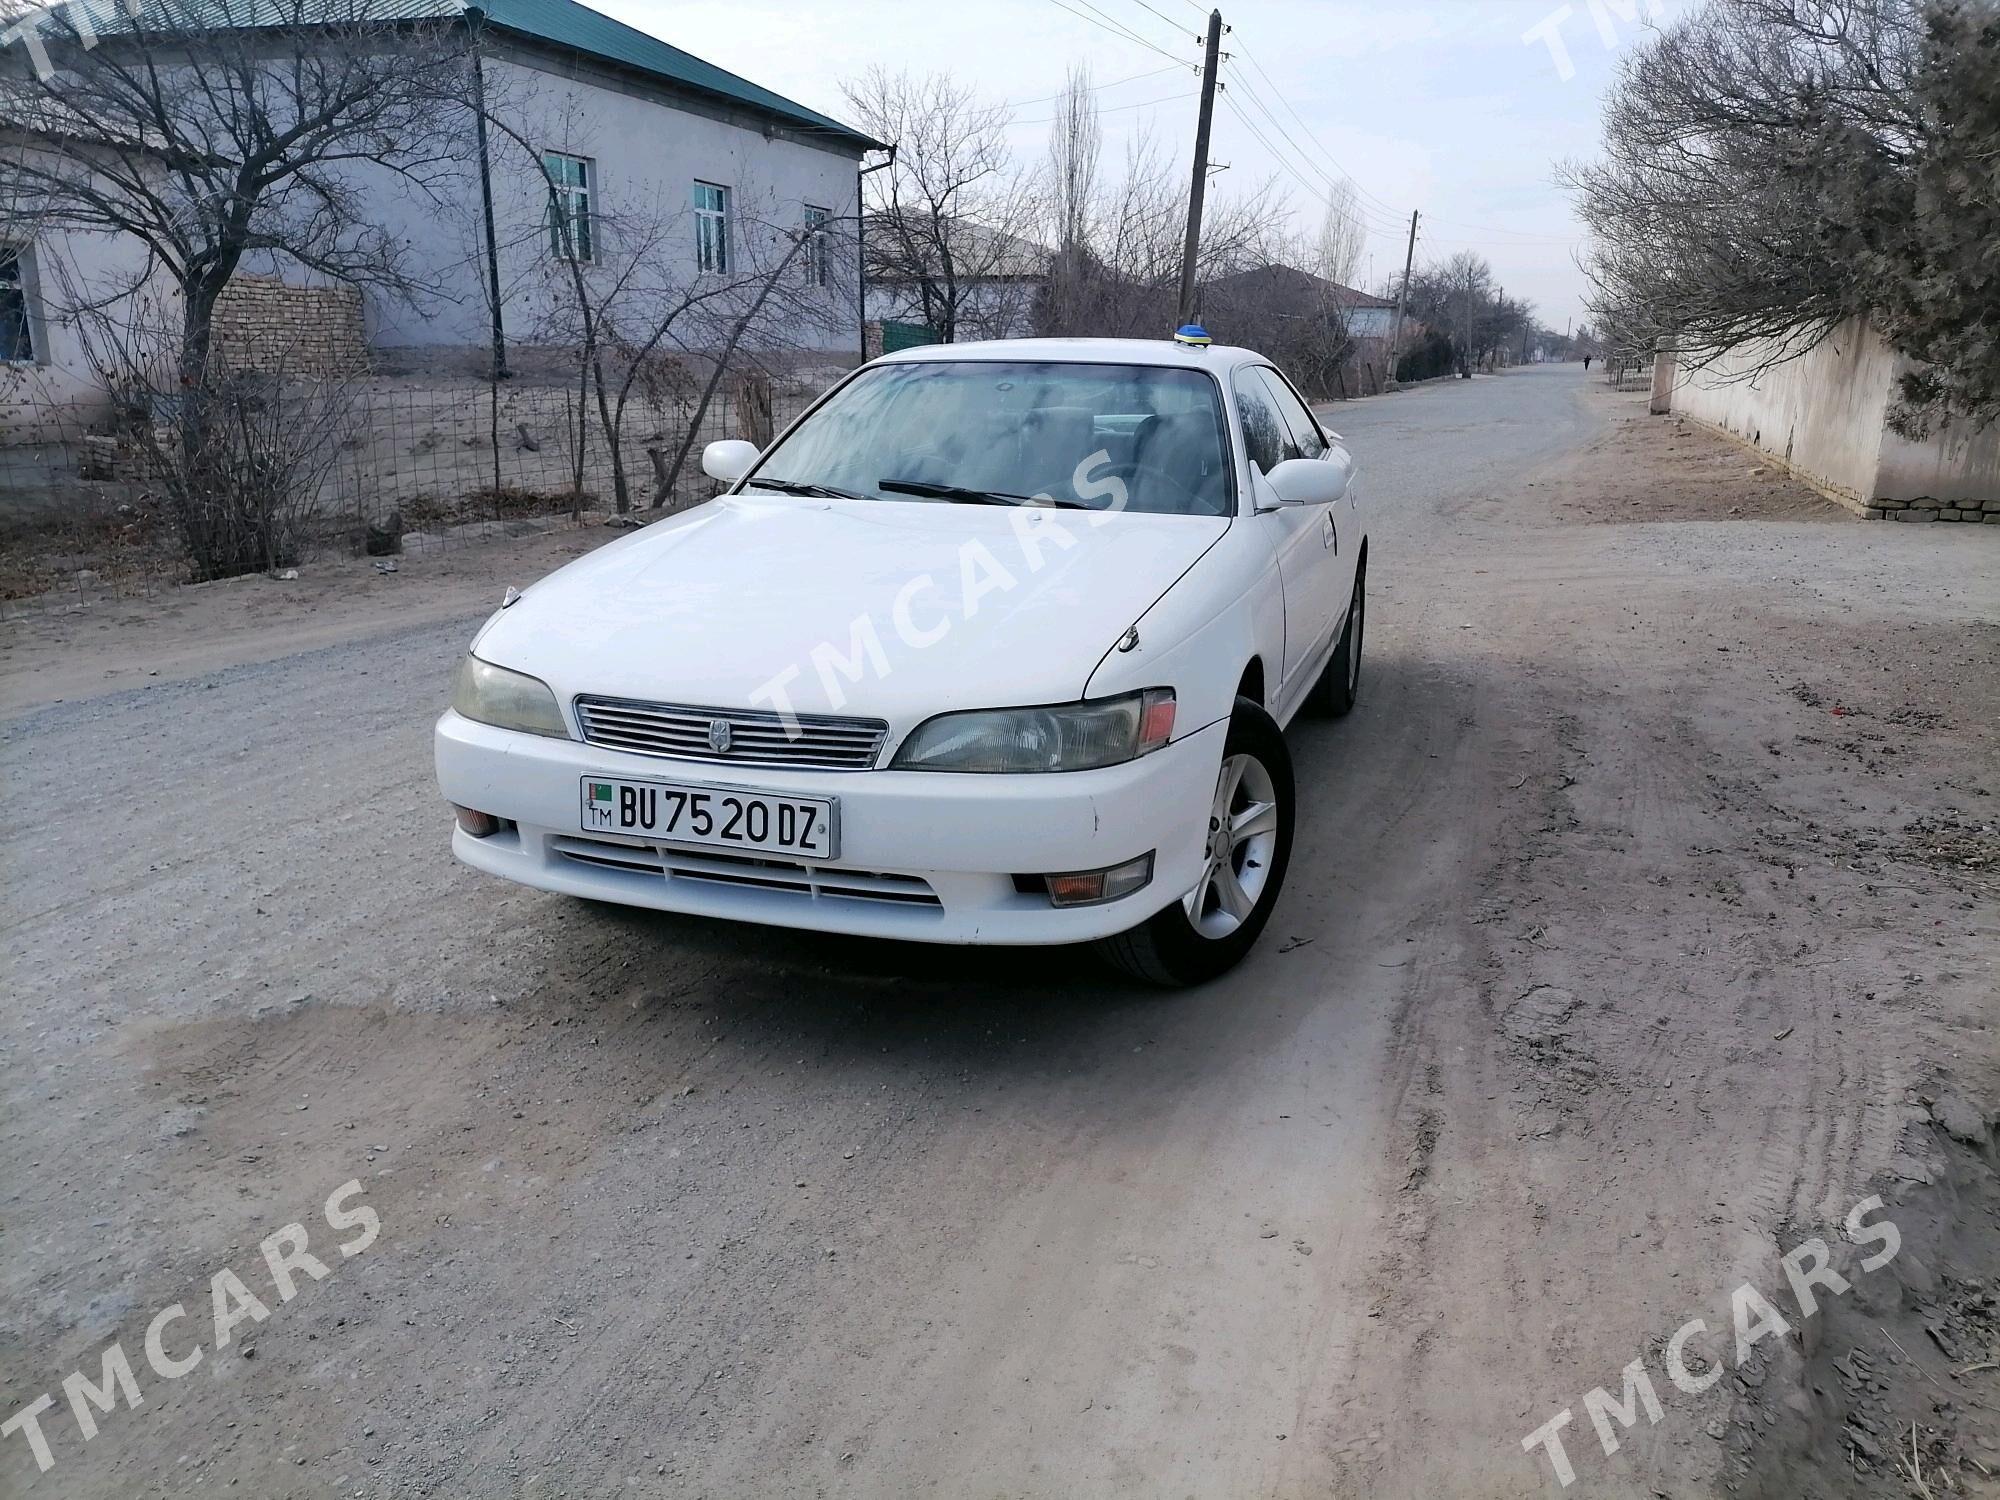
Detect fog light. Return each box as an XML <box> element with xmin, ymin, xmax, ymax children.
<box><xmin>452</xmin><ymin>804</ymin><xmax>504</xmax><ymax>838</ymax></box>
<box><xmin>1043</xmin><ymin>852</ymin><xmax>1154</xmax><ymax>907</ymax></box>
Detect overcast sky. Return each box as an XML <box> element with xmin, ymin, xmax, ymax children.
<box><xmin>596</xmin><ymin>0</ymin><xmax>1690</xmax><ymax>333</ymax></box>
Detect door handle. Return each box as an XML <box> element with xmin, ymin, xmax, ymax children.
<box><xmin>1323</xmin><ymin>513</ymin><xmax>1337</xmax><ymax>551</ymax></box>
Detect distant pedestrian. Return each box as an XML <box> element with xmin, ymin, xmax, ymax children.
<box><xmin>1582</xmin><ymin>354</ymin><xmax>1592</xmax><ymax>371</ymax></box>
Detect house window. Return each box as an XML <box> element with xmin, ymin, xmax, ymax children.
<box><xmin>694</xmin><ymin>181</ymin><xmax>730</xmax><ymax>274</ymax></box>
<box><xmin>802</xmin><ymin>205</ymin><xmax>831</xmax><ymax>288</ymax></box>
<box><xmin>544</xmin><ymin>152</ymin><xmax>593</xmax><ymax>262</ymax></box>
<box><xmin>0</xmin><ymin>248</ymin><xmax>34</xmax><ymax>362</ymax></box>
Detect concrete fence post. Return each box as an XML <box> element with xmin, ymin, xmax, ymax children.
<box><xmin>734</xmin><ymin>374</ymin><xmax>774</xmax><ymax>449</ymax></box>
<box><xmin>1649</xmin><ymin>336</ymin><xmax>1677</xmax><ymax>415</ymax></box>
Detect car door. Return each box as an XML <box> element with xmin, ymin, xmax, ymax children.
<box><xmin>1232</xmin><ymin>365</ymin><xmax>1324</xmax><ymax>694</ymax></box>
<box><xmin>1253</xmin><ymin>366</ymin><xmax>1354</xmax><ymax>629</ymax></box>
<box><xmin>1248</xmin><ymin>370</ymin><xmax>1344</xmax><ymax>688</ymax></box>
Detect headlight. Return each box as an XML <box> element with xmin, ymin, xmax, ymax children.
<box><xmin>452</xmin><ymin>655</ymin><xmax>569</xmax><ymax>738</ymax></box>
<box><xmin>892</xmin><ymin>689</ymin><xmax>1175</xmax><ymax>773</ymax></box>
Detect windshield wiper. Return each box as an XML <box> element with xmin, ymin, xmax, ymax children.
<box><xmin>743</xmin><ymin>478</ymin><xmax>868</xmax><ymax>499</ymax></box>
<box><xmin>877</xmin><ymin>478</ymin><xmax>1090</xmax><ymax>509</ymax></box>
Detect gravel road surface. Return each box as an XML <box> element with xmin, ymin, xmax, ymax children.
<box><xmin>4</xmin><ymin>365</ymin><xmax>1995</xmax><ymax>1498</ymax></box>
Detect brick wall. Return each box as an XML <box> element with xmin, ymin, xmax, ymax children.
<box><xmin>212</xmin><ymin>275</ymin><xmax>368</xmax><ymax>377</ymax></box>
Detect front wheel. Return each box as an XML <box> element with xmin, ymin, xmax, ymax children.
<box><xmin>1306</xmin><ymin>561</ymin><xmax>1365</xmax><ymax>718</ymax></box>
<box><xmin>1096</xmin><ymin>699</ymin><xmax>1295</xmax><ymax>987</ymax></box>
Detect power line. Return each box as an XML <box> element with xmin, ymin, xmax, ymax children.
<box><xmin>1219</xmin><ymin>47</ymin><xmax>1582</xmax><ymax>251</ymax></box>
<box><xmin>1217</xmin><ymin>90</ymin><xmax>1401</xmax><ymax>246</ymax></box>
<box><xmin>1011</xmin><ymin>88</ymin><xmax>1198</xmax><ymax>127</ymax></box>
<box><xmin>1000</xmin><ymin>62</ymin><xmax>1186</xmax><ymax>111</ymax></box>
<box><xmin>1043</xmin><ymin>0</ymin><xmax>1186</xmax><ymax>64</ymax></box>
<box><xmin>1229</xmin><ymin>37</ymin><xmax>1405</xmax><ymax>222</ymax></box>
<box><xmin>1220</xmin><ymin>63</ymin><xmax>1408</xmax><ymax>235</ymax></box>
<box><xmin>1419</xmin><ymin>217</ymin><xmax>1587</xmax><ymax>245</ymax></box>
<box><xmin>1122</xmin><ymin>0</ymin><xmax>1197</xmax><ymax>38</ymax></box>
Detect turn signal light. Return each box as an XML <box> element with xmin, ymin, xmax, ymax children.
<box><xmin>1136</xmin><ymin>689</ymin><xmax>1176</xmax><ymax>754</ymax></box>
<box><xmin>1043</xmin><ymin>852</ymin><xmax>1155</xmax><ymax>908</ymax></box>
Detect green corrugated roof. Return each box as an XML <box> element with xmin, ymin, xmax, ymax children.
<box><xmin>467</xmin><ymin>0</ymin><xmax>883</xmax><ymax>153</ymax></box>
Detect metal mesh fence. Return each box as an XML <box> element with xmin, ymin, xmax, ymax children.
<box><xmin>0</xmin><ymin>364</ymin><xmax>825</xmax><ymax>611</ymax></box>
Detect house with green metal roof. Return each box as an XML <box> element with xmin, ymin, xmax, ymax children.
<box><xmin>1</xmin><ymin>0</ymin><xmax>885</xmax><ymax>385</ymax></box>
<box><xmin>463</xmin><ymin>0</ymin><xmax>881</xmax><ymax>155</ymax></box>
<box><xmin>343</xmin><ymin>0</ymin><xmax>887</xmax><ymax>365</ymax></box>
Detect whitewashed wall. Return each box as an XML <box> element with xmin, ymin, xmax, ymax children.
<box><xmin>355</xmin><ymin>46</ymin><xmax>864</xmax><ymax>362</ymax></box>
<box><xmin>1</xmin><ymin>164</ymin><xmax>180</xmax><ymax>440</ymax></box>
<box><xmin>1673</xmin><ymin>317</ymin><xmax>1999</xmax><ymax>518</ymax></box>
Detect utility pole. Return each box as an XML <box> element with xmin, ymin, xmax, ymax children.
<box><xmin>856</xmin><ymin>146</ymin><xmax>897</xmax><ymax>363</ymax></box>
<box><xmin>1175</xmin><ymin>9</ymin><xmax>1223</xmax><ymax>330</ymax></box>
<box><xmin>1383</xmin><ymin>209</ymin><xmax>1417</xmax><ymax>390</ymax></box>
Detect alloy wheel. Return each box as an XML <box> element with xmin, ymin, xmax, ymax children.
<box><xmin>1347</xmin><ymin>576</ymin><xmax>1365</xmax><ymax>695</ymax></box>
<box><xmin>1185</xmin><ymin>752</ymin><xmax>1281</xmax><ymax>939</ymax></box>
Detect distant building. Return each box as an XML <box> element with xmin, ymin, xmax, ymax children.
<box><xmin>1202</xmin><ymin>265</ymin><xmax>1399</xmax><ymax>339</ymax></box>
<box><xmin>1200</xmin><ymin>265</ymin><xmax>1406</xmax><ymax>396</ymax></box>
<box><xmin>862</xmin><ymin>219</ymin><xmax>1050</xmax><ymax>346</ymax></box>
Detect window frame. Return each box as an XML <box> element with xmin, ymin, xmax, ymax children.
<box><xmin>1230</xmin><ymin>364</ymin><xmax>1290</xmax><ymax>476</ymax></box>
<box><xmin>0</xmin><ymin>247</ymin><xmax>38</xmax><ymax>364</ymax></box>
<box><xmin>694</xmin><ymin>181</ymin><xmax>731</xmax><ymax>275</ymax></box>
<box><xmin>543</xmin><ymin>151</ymin><xmax>594</xmax><ymax>263</ymax></box>
<box><xmin>1251</xmin><ymin>365</ymin><xmax>1328</xmax><ymax>461</ymax></box>
<box><xmin>801</xmin><ymin>204</ymin><xmax>831</xmax><ymax>289</ymax></box>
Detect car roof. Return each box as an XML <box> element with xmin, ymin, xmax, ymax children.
<box><xmin>873</xmin><ymin>337</ymin><xmax>1269</xmax><ymax>373</ymax></box>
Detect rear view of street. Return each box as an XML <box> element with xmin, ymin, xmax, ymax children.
<box><xmin>4</xmin><ymin>365</ymin><xmax>1996</xmax><ymax>1498</ymax></box>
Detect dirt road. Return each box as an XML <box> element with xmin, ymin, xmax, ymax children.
<box><xmin>4</xmin><ymin>366</ymin><xmax>1995</xmax><ymax>1498</ymax></box>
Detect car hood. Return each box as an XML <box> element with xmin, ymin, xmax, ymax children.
<box><xmin>475</xmin><ymin>495</ymin><xmax>1229</xmax><ymax>722</ymax></box>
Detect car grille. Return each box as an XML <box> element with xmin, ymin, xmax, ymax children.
<box><xmin>573</xmin><ymin>696</ymin><xmax>888</xmax><ymax>771</ymax></box>
<box><xmin>550</xmin><ymin>836</ymin><xmax>942</xmax><ymax>908</ymax></box>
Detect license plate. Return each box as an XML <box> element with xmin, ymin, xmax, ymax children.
<box><xmin>579</xmin><ymin>776</ymin><xmax>837</xmax><ymax>859</ymax></box>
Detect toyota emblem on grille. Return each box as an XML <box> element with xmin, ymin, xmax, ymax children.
<box><xmin>707</xmin><ymin>719</ymin><xmax>733</xmax><ymax>754</ymax></box>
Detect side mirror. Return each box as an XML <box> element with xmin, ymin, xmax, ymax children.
<box><xmin>1264</xmin><ymin>450</ymin><xmax>1351</xmax><ymax>507</ymax></box>
<box><xmin>702</xmin><ymin>439</ymin><xmax>759</xmax><ymax>484</ymax></box>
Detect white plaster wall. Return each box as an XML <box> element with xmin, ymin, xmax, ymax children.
<box><xmin>1</xmin><ymin>192</ymin><xmax>180</xmax><ymax>440</ymax></box>
<box><xmin>1674</xmin><ymin>318</ymin><xmax>1891</xmax><ymax>506</ymax></box>
<box><xmin>1673</xmin><ymin>316</ymin><xmax>1998</xmax><ymax>509</ymax></box>
<box><xmin>1874</xmin><ymin>368</ymin><xmax>2000</xmax><ymax>507</ymax></box>
<box><xmin>353</xmin><ymin>50</ymin><xmax>863</xmax><ymax>360</ymax></box>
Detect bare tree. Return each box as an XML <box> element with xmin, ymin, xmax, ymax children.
<box><xmin>59</xmin><ymin>288</ymin><xmax>362</xmax><ymax>578</ymax></box>
<box><xmin>1407</xmin><ymin>252</ymin><xmax>1493</xmax><ymax>376</ymax></box>
<box><xmin>642</xmin><ymin>199</ymin><xmax>856</xmax><ymax>510</ymax></box>
<box><xmin>1034</xmin><ymin>63</ymin><xmax>1102</xmax><ymax>334</ymax></box>
<box><xmin>470</xmin><ymin>67</ymin><xmax>856</xmax><ymax>513</ymax></box>
<box><xmin>0</xmin><ymin>0</ymin><xmax>470</xmax><ymax>573</ymax></box>
<box><xmin>842</xmin><ymin>67</ymin><xmax>1024</xmax><ymax>343</ymax></box>
<box><xmin>0</xmin><ymin>0</ymin><xmax>471</xmax><ymax>390</ymax></box>
<box><xmin>1032</xmin><ymin>91</ymin><xmax>1286</xmax><ymax>342</ymax></box>
<box><xmin>1563</xmin><ymin>0</ymin><xmax>2000</xmax><ymax>431</ymax></box>
<box><xmin>1307</xmin><ymin>181</ymin><xmax>1365</xmax><ymax>292</ymax></box>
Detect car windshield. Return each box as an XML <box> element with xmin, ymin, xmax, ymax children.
<box><xmin>745</xmin><ymin>360</ymin><xmax>1234</xmax><ymax>517</ymax></box>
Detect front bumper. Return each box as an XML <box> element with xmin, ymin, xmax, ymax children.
<box><xmin>433</xmin><ymin>711</ymin><xmax>1225</xmax><ymax>945</ymax></box>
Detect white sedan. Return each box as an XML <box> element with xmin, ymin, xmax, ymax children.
<box><xmin>435</xmin><ymin>336</ymin><xmax>1367</xmax><ymax>985</ymax></box>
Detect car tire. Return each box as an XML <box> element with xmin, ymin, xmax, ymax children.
<box><xmin>1096</xmin><ymin>697</ymin><xmax>1295</xmax><ymax>987</ymax></box>
<box><xmin>1306</xmin><ymin>560</ymin><xmax>1365</xmax><ymax>718</ymax></box>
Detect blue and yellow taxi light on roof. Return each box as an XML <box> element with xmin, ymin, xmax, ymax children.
<box><xmin>1173</xmin><ymin>324</ymin><xmax>1212</xmax><ymax>347</ymax></box>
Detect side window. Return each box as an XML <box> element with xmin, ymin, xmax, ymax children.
<box><xmin>1254</xmin><ymin>367</ymin><xmax>1326</xmax><ymax>460</ymax></box>
<box><xmin>1231</xmin><ymin>367</ymin><xmax>1287</xmax><ymax>475</ymax></box>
